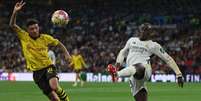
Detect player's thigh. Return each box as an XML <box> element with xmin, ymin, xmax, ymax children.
<box><xmin>33</xmin><ymin>69</ymin><xmax>53</xmax><ymax>96</ymax></box>
<box><xmin>133</xmin><ymin>63</ymin><xmax>146</xmax><ymax>80</ymax></box>
<box><xmin>46</xmin><ymin>65</ymin><xmax>58</xmax><ymax>79</ymax></box>
<box><xmin>46</xmin><ymin>65</ymin><xmax>59</xmax><ymax>90</ymax></box>
<box><xmin>49</xmin><ymin>77</ymin><xmax>59</xmax><ymax>90</ymax></box>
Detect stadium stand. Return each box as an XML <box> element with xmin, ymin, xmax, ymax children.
<box><xmin>0</xmin><ymin>0</ymin><xmax>201</xmax><ymax>74</ymax></box>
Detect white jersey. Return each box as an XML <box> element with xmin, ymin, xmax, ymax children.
<box><xmin>116</xmin><ymin>37</ymin><xmax>171</xmax><ymax>66</ymax></box>
<box><xmin>116</xmin><ymin>37</ymin><xmax>182</xmax><ymax>96</ymax></box>
<box><xmin>48</xmin><ymin>50</ymin><xmax>56</xmax><ymax>65</ymax></box>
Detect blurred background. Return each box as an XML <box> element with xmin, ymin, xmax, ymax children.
<box><xmin>0</xmin><ymin>0</ymin><xmax>201</xmax><ymax>78</ymax></box>
<box><xmin>1</xmin><ymin>1</ymin><xmax>201</xmax><ymax>101</ymax></box>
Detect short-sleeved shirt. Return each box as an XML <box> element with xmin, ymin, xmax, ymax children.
<box><xmin>71</xmin><ymin>54</ymin><xmax>86</xmax><ymax>70</ymax></box>
<box><xmin>16</xmin><ymin>28</ymin><xmax>59</xmax><ymax>71</ymax></box>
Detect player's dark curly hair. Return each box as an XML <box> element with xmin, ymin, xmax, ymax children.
<box><xmin>138</xmin><ymin>23</ymin><xmax>152</xmax><ymax>33</ymax></box>
<box><xmin>26</xmin><ymin>19</ymin><xmax>38</xmax><ymax>27</ymax></box>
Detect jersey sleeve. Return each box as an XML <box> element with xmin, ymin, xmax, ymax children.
<box><xmin>15</xmin><ymin>27</ymin><xmax>29</xmax><ymax>41</ymax></box>
<box><xmin>44</xmin><ymin>34</ymin><xmax>59</xmax><ymax>46</ymax></box>
<box><xmin>150</xmin><ymin>42</ymin><xmax>182</xmax><ymax>75</ymax></box>
<box><xmin>121</xmin><ymin>38</ymin><xmax>132</xmax><ymax>55</ymax></box>
<box><xmin>116</xmin><ymin>38</ymin><xmax>132</xmax><ymax>64</ymax></box>
<box><xmin>150</xmin><ymin>42</ymin><xmax>171</xmax><ymax>62</ymax></box>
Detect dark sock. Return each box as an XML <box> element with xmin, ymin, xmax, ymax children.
<box><xmin>56</xmin><ymin>87</ymin><xmax>70</xmax><ymax>101</ymax></box>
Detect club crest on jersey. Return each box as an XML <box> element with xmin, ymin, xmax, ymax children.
<box><xmin>47</xmin><ymin>67</ymin><xmax>53</xmax><ymax>73</ymax></box>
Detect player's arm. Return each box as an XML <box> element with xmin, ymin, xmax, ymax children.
<box><xmin>151</xmin><ymin>43</ymin><xmax>184</xmax><ymax>87</ymax></box>
<box><xmin>115</xmin><ymin>38</ymin><xmax>131</xmax><ymax>68</ymax></box>
<box><xmin>45</xmin><ymin>34</ymin><xmax>71</xmax><ymax>64</ymax></box>
<box><xmin>9</xmin><ymin>1</ymin><xmax>26</xmax><ymax>31</ymax></box>
<box><xmin>56</xmin><ymin>42</ymin><xmax>72</xmax><ymax>63</ymax></box>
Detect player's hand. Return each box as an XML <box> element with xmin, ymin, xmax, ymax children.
<box><xmin>177</xmin><ymin>75</ymin><xmax>184</xmax><ymax>88</ymax></box>
<box><xmin>14</xmin><ymin>0</ymin><xmax>26</xmax><ymax>12</ymax></box>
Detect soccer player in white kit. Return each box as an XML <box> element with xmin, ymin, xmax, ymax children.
<box><xmin>48</xmin><ymin>50</ymin><xmax>56</xmax><ymax>65</ymax></box>
<box><xmin>107</xmin><ymin>23</ymin><xmax>184</xmax><ymax>101</ymax></box>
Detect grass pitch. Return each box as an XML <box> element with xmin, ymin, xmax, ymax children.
<box><xmin>0</xmin><ymin>81</ymin><xmax>200</xmax><ymax>101</ymax></box>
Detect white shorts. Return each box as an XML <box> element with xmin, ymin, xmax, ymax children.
<box><xmin>129</xmin><ymin>64</ymin><xmax>152</xmax><ymax>96</ymax></box>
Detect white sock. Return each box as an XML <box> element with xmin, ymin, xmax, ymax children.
<box><xmin>117</xmin><ymin>65</ymin><xmax>136</xmax><ymax>77</ymax></box>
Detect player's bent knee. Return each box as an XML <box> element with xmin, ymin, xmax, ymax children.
<box><xmin>133</xmin><ymin>63</ymin><xmax>145</xmax><ymax>80</ymax></box>
<box><xmin>50</xmin><ymin>85</ymin><xmax>59</xmax><ymax>91</ymax></box>
<box><xmin>49</xmin><ymin>77</ymin><xmax>60</xmax><ymax>91</ymax></box>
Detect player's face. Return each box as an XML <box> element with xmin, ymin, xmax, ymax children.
<box><xmin>27</xmin><ymin>24</ymin><xmax>40</xmax><ymax>39</ymax></box>
<box><xmin>139</xmin><ymin>29</ymin><xmax>152</xmax><ymax>40</ymax></box>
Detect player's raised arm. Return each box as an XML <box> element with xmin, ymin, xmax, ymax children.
<box><xmin>151</xmin><ymin>43</ymin><xmax>184</xmax><ymax>88</ymax></box>
<box><xmin>9</xmin><ymin>0</ymin><xmax>26</xmax><ymax>31</ymax></box>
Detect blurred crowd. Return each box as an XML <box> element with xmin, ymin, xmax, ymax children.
<box><xmin>0</xmin><ymin>0</ymin><xmax>201</xmax><ymax>74</ymax></box>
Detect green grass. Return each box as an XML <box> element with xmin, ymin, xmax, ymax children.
<box><xmin>0</xmin><ymin>81</ymin><xmax>200</xmax><ymax>101</ymax></box>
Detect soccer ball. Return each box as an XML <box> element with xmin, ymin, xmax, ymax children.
<box><xmin>51</xmin><ymin>10</ymin><xmax>69</xmax><ymax>26</ymax></box>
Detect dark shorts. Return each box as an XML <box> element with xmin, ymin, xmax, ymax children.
<box><xmin>74</xmin><ymin>69</ymin><xmax>82</xmax><ymax>73</ymax></box>
<box><xmin>33</xmin><ymin>65</ymin><xmax>58</xmax><ymax>96</ymax></box>
<box><xmin>74</xmin><ymin>67</ymin><xmax>85</xmax><ymax>73</ymax></box>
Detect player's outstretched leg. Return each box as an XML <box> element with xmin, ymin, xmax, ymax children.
<box><xmin>107</xmin><ymin>64</ymin><xmax>138</xmax><ymax>82</ymax></box>
<box><xmin>133</xmin><ymin>63</ymin><xmax>145</xmax><ymax>80</ymax></box>
<box><xmin>134</xmin><ymin>88</ymin><xmax>147</xmax><ymax>101</ymax></box>
<box><xmin>49</xmin><ymin>77</ymin><xmax>70</xmax><ymax>101</ymax></box>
